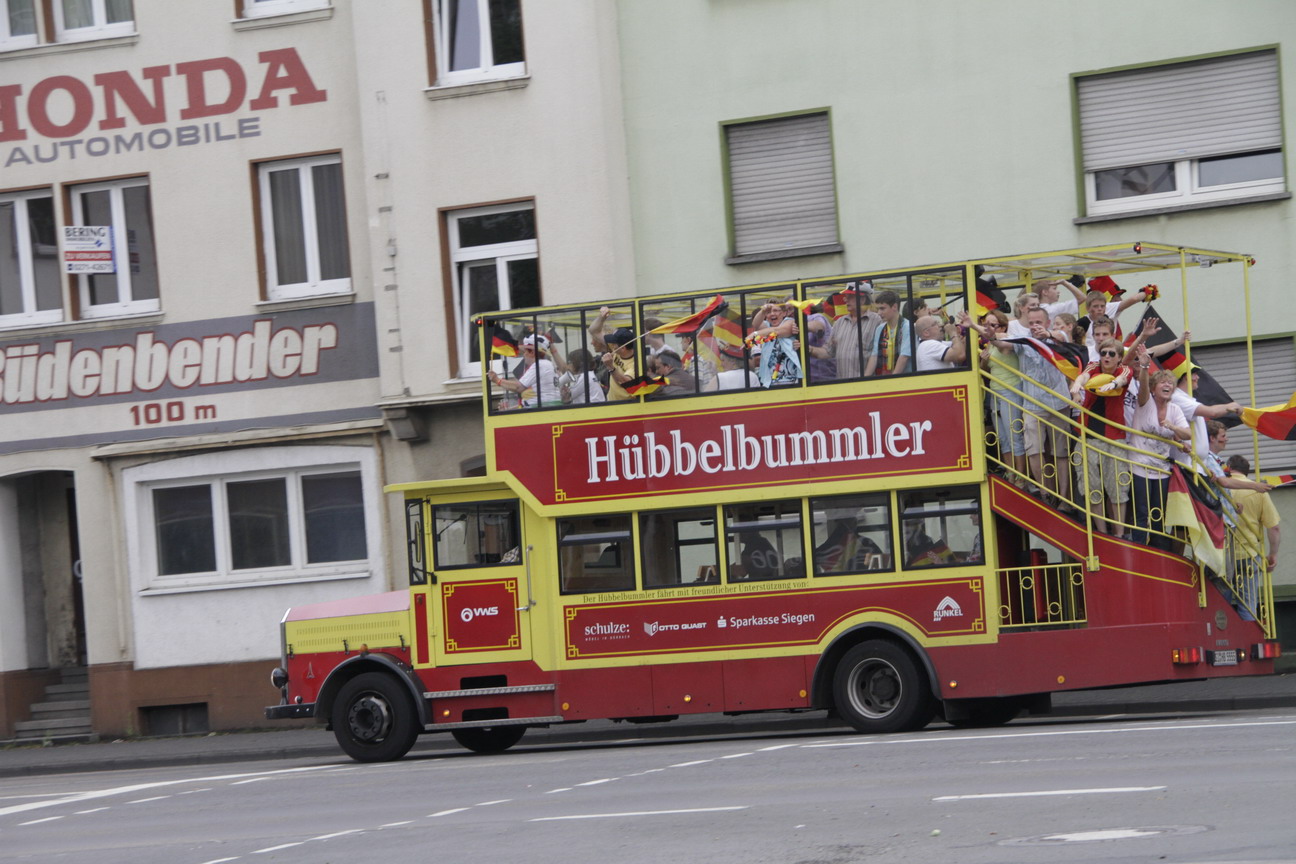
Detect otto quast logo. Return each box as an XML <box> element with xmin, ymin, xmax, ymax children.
<box><xmin>933</xmin><ymin>596</ymin><xmax>963</xmax><ymax>623</ymax></box>
<box><xmin>459</xmin><ymin>605</ymin><xmax>499</xmax><ymax>623</ymax></box>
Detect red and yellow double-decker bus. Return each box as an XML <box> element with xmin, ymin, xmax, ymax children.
<box><xmin>267</xmin><ymin>242</ymin><xmax>1280</xmax><ymax>761</ymax></box>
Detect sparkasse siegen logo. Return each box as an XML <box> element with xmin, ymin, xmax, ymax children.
<box><xmin>459</xmin><ymin>605</ymin><xmax>499</xmax><ymax>623</ymax></box>
<box><xmin>933</xmin><ymin>596</ymin><xmax>963</xmax><ymax>623</ymax></box>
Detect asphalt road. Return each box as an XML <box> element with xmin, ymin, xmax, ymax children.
<box><xmin>1</xmin><ymin>709</ymin><xmax>1293</xmax><ymax>864</ymax></box>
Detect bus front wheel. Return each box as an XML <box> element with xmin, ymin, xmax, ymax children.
<box><xmin>832</xmin><ymin>640</ymin><xmax>935</xmax><ymax>734</ymax></box>
<box><xmin>451</xmin><ymin>725</ymin><xmax>527</xmax><ymax>754</ymax></box>
<box><xmin>332</xmin><ymin>672</ymin><xmax>420</xmax><ymax>762</ymax></box>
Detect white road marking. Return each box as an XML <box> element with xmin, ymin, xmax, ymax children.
<box><xmin>809</xmin><ymin>718</ymin><xmax>1296</xmax><ymax>748</ymax></box>
<box><xmin>576</xmin><ymin>778</ymin><xmax>615</xmax><ymax>786</ymax></box>
<box><xmin>670</xmin><ymin>759</ymin><xmax>713</xmax><ymax>767</ymax></box>
<box><xmin>127</xmin><ymin>796</ymin><xmax>170</xmax><ymax>804</ymax></box>
<box><xmin>531</xmin><ymin>806</ymin><xmax>748</xmax><ymax>822</ymax></box>
<box><xmin>722</xmin><ymin>752</ymin><xmax>753</xmax><ymax>759</ymax></box>
<box><xmin>0</xmin><ymin>765</ymin><xmax>334</xmax><ymax>818</ymax></box>
<box><xmin>476</xmin><ymin>799</ymin><xmax>511</xmax><ymax>806</ymax></box>
<box><xmin>758</xmin><ymin>744</ymin><xmax>801</xmax><ymax>751</ymax></box>
<box><xmin>935</xmin><ymin>786</ymin><xmax>1166</xmax><ymax>801</ymax></box>
<box><xmin>545</xmin><ymin>788</ymin><xmax>572</xmax><ymax>794</ymax></box>
<box><xmin>1047</xmin><ymin>828</ymin><xmax>1162</xmax><ymax>840</ymax></box>
<box><xmin>75</xmin><ymin>807</ymin><xmax>109</xmax><ymax>815</ymax></box>
<box><xmin>311</xmin><ymin>829</ymin><xmax>363</xmax><ymax>841</ymax></box>
<box><xmin>231</xmin><ymin>778</ymin><xmax>268</xmax><ymax>785</ymax></box>
<box><xmin>429</xmin><ymin>808</ymin><xmax>470</xmax><ymax>817</ymax></box>
<box><xmin>198</xmin><ymin>858</ymin><xmax>241</xmax><ymax>864</ymax></box>
<box><xmin>19</xmin><ymin>815</ymin><xmax>64</xmax><ymax>825</ymax></box>
<box><xmin>381</xmin><ymin>821</ymin><xmax>413</xmax><ymax>828</ymax></box>
<box><xmin>253</xmin><ymin>842</ymin><xmax>304</xmax><ymax>853</ymax></box>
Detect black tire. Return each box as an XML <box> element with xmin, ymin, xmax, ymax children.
<box><xmin>332</xmin><ymin>672</ymin><xmax>420</xmax><ymax>762</ymax></box>
<box><xmin>451</xmin><ymin>725</ymin><xmax>527</xmax><ymax>754</ymax></box>
<box><xmin>832</xmin><ymin>639</ymin><xmax>935</xmax><ymax>733</ymax></box>
<box><xmin>944</xmin><ymin>697</ymin><xmax>1022</xmax><ymax>729</ymax></box>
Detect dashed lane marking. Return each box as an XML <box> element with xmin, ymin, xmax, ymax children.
<box><xmin>935</xmin><ymin>786</ymin><xmax>1167</xmax><ymax>801</ymax></box>
<box><xmin>530</xmin><ymin>806</ymin><xmax>748</xmax><ymax>822</ymax></box>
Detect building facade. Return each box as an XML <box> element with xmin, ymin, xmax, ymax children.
<box><xmin>610</xmin><ymin>0</ymin><xmax>1296</xmax><ymax>662</ymax></box>
<box><xmin>0</xmin><ymin>0</ymin><xmax>633</xmax><ymax>738</ymax></box>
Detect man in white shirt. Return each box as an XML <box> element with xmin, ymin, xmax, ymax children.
<box><xmin>914</xmin><ymin>315</ymin><xmax>967</xmax><ymax>371</ymax></box>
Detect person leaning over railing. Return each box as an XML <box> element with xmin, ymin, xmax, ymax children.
<box><xmin>1129</xmin><ymin>346</ymin><xmax>1192</xmax><ymax>550</ymax></box>
<box><xmin>969</xmin><ymin>309</ymin><xmax>1028</xmax><ymax>485</ymax></box>
<box><xmin>1070</xmin><ymin>338</ymin><xmax>1135</xmax><ymax>538</ymax></box>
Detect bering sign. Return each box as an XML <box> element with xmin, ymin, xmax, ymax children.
<box><xmin>492</xmin><ymin>387</ymin><xmax>974</xmax><ymax>506</ymax></box>
<box><xmin>0</xmin><ymin>48</ymin><xmax>327</xmax><ymax>166</ymax></box>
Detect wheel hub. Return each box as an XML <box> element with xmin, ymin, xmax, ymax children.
<box><xmin>853</xmin><ymin>660</ymin><xmax>901</xmax><ymax>718</ymax></box>
<box><xmin>348</xmin><ymin>694</ymin><xmax>393</xmax><ymax>742</ymax></box>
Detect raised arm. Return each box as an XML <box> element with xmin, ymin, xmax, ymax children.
<box><xmin>1135</xmin><ymin>346</ymin><xmax>1152</xmax><ymax>407</ymax></box>
<box><xmin>588</xmin><ymin>306</ymin><xmax>612</xmax><ymax>353</ymax></box>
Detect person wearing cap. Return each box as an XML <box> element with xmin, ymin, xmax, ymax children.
<box><xmin>488</xmin><ymin>334</ymin><xmax>559</xmax><ymax>408</ymax></box>
<box><xmin>707</xmin><ymin>346</ymin><xmax>759</xmax><ymax>391</ymax></box>
<box><xmin>807</xmin><ymin>285</ymin><xmax>880</xmax><ymax>381</ymax></box>
<box><xmin>588</xmin><ymin>306</ymin><xmax>637</xmax><ymax>401</ymax></box>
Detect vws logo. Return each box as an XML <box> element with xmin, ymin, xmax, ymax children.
<box><xmin>459</xmin><ymin>605</ymin><xmax>500</xmax><ymax>623</ymax></box>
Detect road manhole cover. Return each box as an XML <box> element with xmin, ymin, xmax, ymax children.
<box><xmin>1001</xmin><ymin>825</ymin><xmax>1210</xmax><ymax>845</ymax></box>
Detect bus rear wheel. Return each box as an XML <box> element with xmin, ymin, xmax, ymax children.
<box><xmin>332</xmin><ymin>672</ymin><xmax>420</xmax><ymax>762</ymax></box>
<box><xmin>833</xmin><ymin>640</ymin><xmax>935</xmax><ymax>733</ymax></box>
<box><xmin>452</xmin><ymin>725</ymin><xmax>527</xmax><ymax>754</ymax></box>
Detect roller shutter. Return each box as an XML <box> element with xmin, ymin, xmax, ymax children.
<box><xmin>1192</xmin><ymin>338</ymin><xmax>1296</xmax><ymax>473</ymax></box>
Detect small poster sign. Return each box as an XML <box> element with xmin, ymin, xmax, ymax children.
<box><xmin>63</xmin><ymin>226</ymin><xmax>114</xmax><ymax>274</ymax></box>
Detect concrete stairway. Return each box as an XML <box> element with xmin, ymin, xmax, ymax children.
<box><xmin>13</xmin><ymin>668</ymin><xmax>94</xmax><ymax>743</ymax></box>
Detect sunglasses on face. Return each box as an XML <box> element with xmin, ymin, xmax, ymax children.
<box><xmin>1099</xmin><ymin>350</ymin><xmax>1119</xmax><ymax>357</ymax></box>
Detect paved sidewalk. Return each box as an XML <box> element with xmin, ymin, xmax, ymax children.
<box><xmin>2</xmin><ymin>673</ymin><xmax>1292</xmax><ymax>779</ymax></box>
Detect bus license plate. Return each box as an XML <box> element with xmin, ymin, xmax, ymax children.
<box><xmin>1207</xmin><ymin>649</ymin><xmax>1238</xmax><ymax>666</ymax></box>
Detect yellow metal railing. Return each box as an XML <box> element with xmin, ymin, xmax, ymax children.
<box><xmin>997</xmin><ymin>562</ymin><xmax>1086</xmax><ymax>629</ymax></box>
<box><xmin>977</xmin><ymin>358</ymin><xmax>1275</xmax><ymax>637</ymax></box>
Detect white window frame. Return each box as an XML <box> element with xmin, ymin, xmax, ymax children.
<box><xmin>433</xmin><ymin>0</ymin><xmax>526</xmax><ymax>87</ymax></box>
<box><xmin>1077</xmin><ymin>50</ymin><xmax>1284</xmax><ymax>217</ymax></box>
<box><xmin>69</xmin><ymin>176</ymin><xmax>159</xmax><ymax>319</ymax></box>
<box><xmin>53</xmin><ymin>0</ymin><xmax>135</xmax><ymax>43</ymax></box>
<box><xmin>0</xmin><ymin>0</ymin><xmax>39</xmax><ymax>49</ymax></box>
<box><xmin>0</xmin><ymin>188</ymin><xmax>62</xmax><ymax>328</ymax></box>
<box><xmin>123</xmin><ymin>445</ymin><xmax>382</xmax><ymax>593</ymax></box>
<box><xmin>258</xmin><ymin>154</ymin><xmax>352</xmax><ymax>301</ymax></box>
<box><xmin>242</xmin><ymin>0</ymin><xmax>329</xmax><ymax>18</ymax></box>
<box><xmin>446</xmin><ymin>201</ymin><xmax>538</xmax><ymax>379</ymax></box>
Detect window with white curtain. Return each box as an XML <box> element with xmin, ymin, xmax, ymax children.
<box><xmin>258</xmin><ymin>154</ymin><xmax>351</xmax><ymax>301</ymax></box>
<box><xmin>723</xmin><ymin>111</ymin><xmax>841</xmax><ymax>263</ymax></box>
<box><xmin>54</xmin><ymin>0</ymin><xmax>134</xmax><ymax>42</ymax></box>
<box><xmin>446</xmin><ymin>201</ymin><xmax>540</xmax><ymax>377</ymax></box>
<box><xmin>1075</xmin><ymin>49</ymin><xmax>1284</xmax><ymax>217</ymax></box>
<box><xmin>432</xmin><ymin>0</ymin><xmax>525</xmax><ymax>87</ymax></box>
<box><xmin>0</xmin><ymin>188</ymin><xmax>61</xmax><ymax>327</ymax></box>
<box><xmin>1</xmin><ymin>0</ymin><xmax>38</xmax><ymax>49</ymax></box>
<box><xmin>69</xmin><ymin>176</ymin><xmax>159</xmax><ymax>319</ymax></box>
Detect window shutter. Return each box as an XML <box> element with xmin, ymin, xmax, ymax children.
<box><xmin>1077</xmin><ymin>50</ymin><xmax>1280</xmax><ymax>171</ymax></box>
<box><xmin>727</xmin><ymin>113</ymin><xmax>838</xmax><ymax>256</ymax></box>
<box><xmin>1192</xmin><ymin>338</ymin><xmax>1296</xmax><ymax>473</ymax></box>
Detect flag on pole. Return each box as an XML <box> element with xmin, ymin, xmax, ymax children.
<box><xmin>623</xmin><ymin>375</ymin><xmax>669</xmax><ymax>397</ymax></box>
<box><xmin>826</xmin><ymin>293</ymin><xmax>850</xmax><ymax>319</ymax></box>
<box><xmin>490</xmin><ymin>324</ymin><xmax>519</xmax><ymax>357</ymax></box>
<box><xmin>1262</xmin><ymin>474</ymin><xmax>1296</xmax><ymax>487</ymax></box>
<box><xmin>974</xmin><ymin>288</ymin><xmax>999</xmax><ymax>319</ymax></box>
<box><xmin>1240</xmin><ymin>391</ymin><xmax>1296</xmax><ymax>441</ymax></box>
<box><xmin>1165</xmin><ymin>466</ymin><xmax>1227</xmax><ymax>575</ymax></box>
<box><xmin>713</xmin><ymin>306</ymin><xmax>746</xmax><ymax>348</ymax></box>
<box><xmin>649</xmin><ymin>295</ymin><xmax>727</xmax><ymax>334</ymax></box>
<box><xmin>1088</xmin><ymin>275</ymin><xmax>1123</xmax><ymax>298</ymax></box>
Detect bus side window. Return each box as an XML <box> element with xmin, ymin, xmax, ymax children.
<box><xmin>810</xmin><ymin>492</ymin><xmax>893</xmax><ymax>575</ymax></box>
<box><xmin>432</xmin><ymin>500</ymin><xmax>521</xmax><ymax>570</ymax></box>
<box><xmin>639</xmin><ymin>507</ymin><xmax>718</xmax><ymax>587</ymax></box>
<box><xmin>898</xmin><ymin>487</ymin><xmax>980</xmax><ymax>568</ymax></box>
<box><xmin>557</xmin><ymin>515</ymin><xmax>635</xmax><ymax>593</ymax></box>
<box><xmin>724</xmin><ymin>501</ymin><xmax>804</xmax><ymax>581</ymax></box>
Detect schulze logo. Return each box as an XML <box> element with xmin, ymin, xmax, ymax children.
<box><xmin>933</xmin><ymin>596</ymin><xmax>963</xmax><ymax>623</ymax></box>
<box><xmin>459</xmin><ymin>606</ymin><xmax>499</xmax><ymax>623</ymax></box>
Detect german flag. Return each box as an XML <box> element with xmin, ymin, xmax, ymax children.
<box><xmin>826</xmin><ymin>293</ymin><xmax>850</xmax><ymax>319</ymax></box>
<box><xmin>1004</xmin><ymin>336</ymin><xmax>1088</xmax><ymax>381</ymax></box>
<box><xmin>623</xmin><ymin>374</ymin><xmax>669</xmax><ymax>397</ymax></box>
<box><xmin>1165</xmin><ymin>466</ymin><xmax>1226</xmax><ymax>575</ymax></box>
<box><xmin>490</xmin><ymin>324</ymin><xmax>519</xmax><ymax>357</ymax></box>
<box><xmin>1262</xmin><ymin>474</ymin><xmax>1296</xmax><ymax>487</ymax></box>
<box><xmin>650</xmin><ymin>295</ymin><xmax>727</xmax><ymax>334</ymax></box>
<box><xmin>713</xmin><ymin>307</ymin><xmax>746</xmax><ymax>348</ymax></box>
<box><xmin>1241</xmin><ymin>391</ymin><xmax>1296</xmax><ymax>441</ymax></box>
<box><xmin>1088</xmin><ymin>275</ymin><xmax>1123</xmax><ymax>298</ymax></box>
<box><xmin>695</xmin><ymin>329</ymin><xmax>722</xmax><ymax>371</ymax></box>
<box><xmin>974</xmin><ymin>288</ymin><xmax>999</xmax><ymax>319</ymax></box>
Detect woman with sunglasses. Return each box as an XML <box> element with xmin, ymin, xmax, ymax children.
<box><xmin>1070</xmin><ymin>338</ymin><xmax>1135</xmax><ymax>536</ymax></box>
